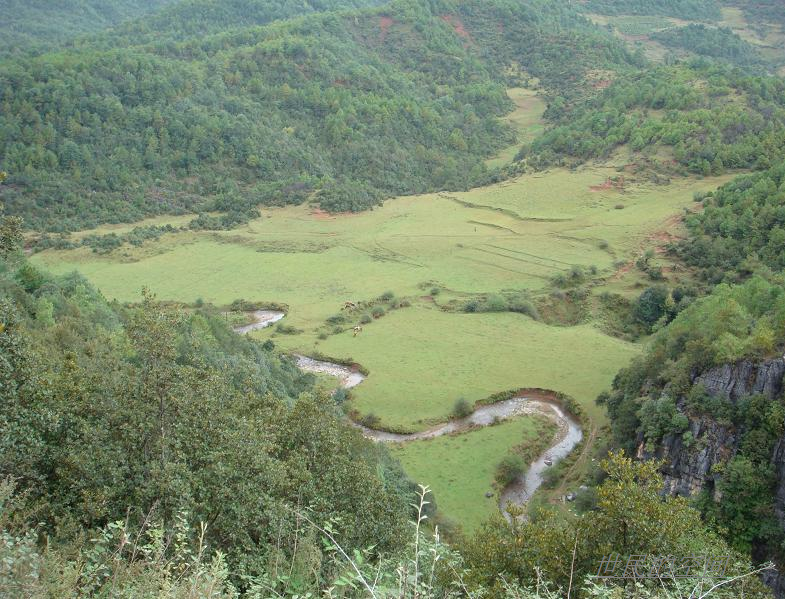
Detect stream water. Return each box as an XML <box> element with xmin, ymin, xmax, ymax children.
<box><xmin>232</xmin><ymin>310</ymin><xmax>286</xmax><ymax>334</ymax></box>
<box><xmin>293</xmin><ymin>354</ymin><xmax>583</xmax><ymax>511</ymax></box>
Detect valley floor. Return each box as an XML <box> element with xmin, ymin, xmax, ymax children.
<box><xmin>32</xmin><ymin>165</ymin><xmax>735</xmax><ymax>528</ymax></box>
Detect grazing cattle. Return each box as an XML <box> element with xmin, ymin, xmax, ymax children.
<box><xmin>353</xmin><ymin>326</ymin><xmax>363</xmax><ymax>337</ymax></box>
<box><xmin>343</xmin><ymin>301</ymin><xmax>358</xmax><ymax>310</ymax></box>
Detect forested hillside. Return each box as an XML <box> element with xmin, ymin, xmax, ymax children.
<box><xmin>0</xmin><ymin>0</ymin><xmax>637</xmax><ymax>231</ymax></box>
<box><xmin>82</xmin><ymin>0</ymin><xmax>389</xmax><ymax>48</ymax></box>
<box><xmin>652</xmin><ymin>24</ymin><xmax>768</xmax><ymax>69</ymax></box>
<box><xmin>0</xmin><ymin>0</ymin><xmax>176</xmax><ymax>55</ymax></box>
<box><xmin>523</xmin><ymin>63</ymin><xmax>785</xmax><ymax>174</ymax></box>
<box><xmin>602</xmin><ymin>276</ymin><xmax>785</xmax><ymax>587</ymax></box>
<box><xmin>0</xmin><ymin>195</ymin><xmax>414</xmax><ymax>591</ymax></box>
<box><xmin>582</xmin><ymin>0</ymin><xmax>721</xmax><ymax>19</ymax></box>
<box><xmin>677</xmin><ymin>160</ymin><xmax>785</xmax><ymax>282</ymax></box>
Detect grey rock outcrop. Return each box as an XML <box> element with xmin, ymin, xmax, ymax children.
<box><xmin>694</xmin><ymin>359</ymin><xmax>785</xmax><ymax>402</ymax></box>
<box><xmin>640</xmin><ymin>358</ymin><xmax>785</xmax><ymax>595</ymax></box>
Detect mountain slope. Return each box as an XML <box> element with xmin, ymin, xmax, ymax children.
<box><xmin>0</xmin><ymin>0</ymin><xmax>637</xmax><ymax>231</ymax></box>
<box><xmin>0</xmin><ymin>0</ymin><xmax>177</xmax><ymax>54</ymax></box>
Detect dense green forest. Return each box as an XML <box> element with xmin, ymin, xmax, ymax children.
<box><xmin>652</xmin><ymin>24</ymin><xmax>768</xmax><ymax>69</ymax></box>
<box><xmin>523</xmin><ymin>63</ymin><xmax>785</xmax><ymax>174</ymax></box>
<box><xmin>0</xmin><ymin>196</ymin><xmax>418</xmax><ymax>592</ymax></box>
<box><xmin>582</xmin><ymin>0</ymin><xmax>721</xmax><ymax>19</ymax></box>
<box><xmin>0</xmin><ymin>0</ymin><xmax>638</xmax><ymax>231</ymax></box>
<box><xmin>677</xmin><ymin>160</ymin><xmax>785</xmax><ymax>283</ymax></box>
<box><xmin>80</xmin><ymin>0</ymin><xmax>389</xmax><ymax>49</ymax></box>
<box><xmin>732</xmin><ymin>0</ymin><xmax>785</xmax><ymax>29</ymax></box>
<box><xmin>0</xmin><ymin>0</ymin><xmax>177</xmax><ymax>55</ymax></box>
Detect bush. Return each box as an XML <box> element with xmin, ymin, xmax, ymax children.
<box><xmin>575</xmin><ymin>486</ymin><xmax>598</xmax><ymax>512</ymax></box>
<box><xmin>430</xmin><ymin>287</ymin><xmax>441</xmax><ymax>296</ymax></box>
<box><xmin>634</xmin><ymin>286</ymin><xmax>670</xmax><ymax>327</ymax></box>
<box><xmin>463</xmin><ymin>299</ymin><xmax>480</xmax><ymax>313</ymax></box>
<box><xmin>276</xmin><ymin>323</ymin><xmax>302</xmax><ymax>335</ymax></box>
<box><xmin>453</xmin><ymin>398</ymin><xmax>473</xmax><ymax>419</ymax></box>
<box><xmin>380</xmin><ymin>291</ymin><xmax>395</xmax><ymax>301</ymax></box>
<box><xmin>371</xmin><ymin>306</ymin><xmax>385</xmax><ymax>318</ymax></box>
<box><xmin>360</xmin><ymin>313</ymin><xmax>372</xmax><ymax>324</ymax></box>
<box><xmin>360</xmin><ymin>413</ymin><xmax>381</xmax><ymax>428</ymax></box>
<box><xmin>495</xmin><ymin>454</ymin><xmax>525</xmax><ymax>487</ymax></box>
<box><xmin>486</xmin><ymin>294</ymin><xmax>508</xmax><ymax>312</ymax></box>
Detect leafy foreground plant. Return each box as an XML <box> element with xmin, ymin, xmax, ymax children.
<box><xmin>0</xmin><ymin>461</ymin><xmax>773</xmax><ymax>597</ymax></box>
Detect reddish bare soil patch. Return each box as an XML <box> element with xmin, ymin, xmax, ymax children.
<box><xmin>379</xmin><ymin>16</ymin><xmax>394</xmax><ymax>42</ymax></box>
<box><xmin>441</xmin><ymin>14</ymin><xmax>473</xmax><ymax>44</ymax></box>
<box><xmin>592</xmin><ymin>79</ymin><xmax>612</xmax><ymax>90</ymax></box>
<box><xmin>310</xmin><ymin>207</ymin><xmax>362</xmax><ymax>220</ymax></box>
<box><xmin>311</xmin><ymin>208</ymin><xmax>336</xmax><ymax>221</ymax></box>
<box><xmin>589</xmin><ymin>176</ymin><xmax>625</xmax><ymax>192</ymax></box>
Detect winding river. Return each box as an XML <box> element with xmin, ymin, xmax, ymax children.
<box><xmin>230</xmin><ymin>316</ymin><xmax>583</xmax><ymax>511</ymax></box>
<box><xmin>233</xmin><ymin>310</ymin><xmax>286</xmax><ymax>334</ymax></box>
<box><xmin>293</xmin><ymin>354</ymin><xmax>583</xmax><ymax>512</ymax></box>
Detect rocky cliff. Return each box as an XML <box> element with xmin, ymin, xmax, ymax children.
<box><xmin>638</xmin><ymin>358</ymin><xmax>785</xmax><ymax>595</ymax></box>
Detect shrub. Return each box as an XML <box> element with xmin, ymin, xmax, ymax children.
<box><xmin>598</xmin><ymin>240</ymin><xmax>609</xmax><ymax>250</ymax></box>
<box><xmin>371</xmin><ymin>306</ymin><xmax>385</xmax><ymax>318</ymax></box>
<box><xmin>326</xmin><ymin>313</ymin><xmax>347</xmax><ymax>325</ymax></box>
<box><xmin>463</xmin><ymin>299</ymin><xmax>480</xmax><ymax>313</ymax></box>
<box><xmin>485</xmin><ymin>294</ymin><xmax>508</xmax><ymax>312</ymax></box>
<box><xmin>508</xmin><ymin>299</ymin><xmax>540</xmax><ymax>320</ymax></box>
<box><xmin>276</xmin><ymin>323</ymin><xmax>302</xmax><ymax>335</ymax></box>
<box><xmin>430</xmin><ymin>287</ymin><xmax>441</xmax><ymax>296</ymax></box>
<box><xmin>634</xmin><ymin>286</ymin><xmax>670</xmax><ymax>327</ymax></box>
<box><xmin>261</xmin><ymin>339</ymin><xmax>275</xmax><ymax>351</ymax></box>
<box><xmin>575</xmin><ymin>486</ymin><xmax>598</xmax><ymax>512</ymax></box>
<box><xmin>360</xmin><ymin>413</ymin><xmax>381</xmax><ymax>428</ymax></box>
<box><xmin>495</xmin><ymin>454</ymin><xmax>525</xmax><ymax>487</ymax></box>
<box><xmin>452</xmin><ymin>398</ymin><xmax>473</xmax><ymax>419</ymax></box>
<box><xmin>360</xmin><ymin>313</ymin><xmax>372</xmax><ymax>324</ymax></box>
<box><xmin>380</xmin><ymin>291</ymin><xmax>395</xmax><ymax>301</ymax></box>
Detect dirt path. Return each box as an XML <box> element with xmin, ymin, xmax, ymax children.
<box><xmin>293</xmin><ymin>355</ymin><xmax>583</xmax><ymax>513</ymax></box>
<box><xmin>233</xmin><ymin>310</ymin><xmax>285</xmax><ymax>334</ymax></box>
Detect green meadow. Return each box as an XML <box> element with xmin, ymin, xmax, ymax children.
<box><xmin>32</xmin><ymin>164</ymin><xmax>734</xmax><ymax>526</ymax></box>
<box><xmin>485</xmin><ymin>87</ymin><xmax>547</xmax><ymax>169</ymax></box>
<box><xmin>390</xmin><ymin>415</ymin><xmax>556</xmax><ymax>530</ymax></box>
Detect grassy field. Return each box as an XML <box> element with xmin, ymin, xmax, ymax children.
<box><xmin>31</xmin><ymin>163</ymin><xmax>734</xmax><ymax>523</ymax></box>
<box><xmin>33</xmin><ymin>168</ymin><xmax>733</xmax><ymax>429</ymax></box>
<box><xmin>391</xmin><ymin>415</ymin><xmax>556</xmax><ymax>530</ymax></box>
<box><xmin>485</xmin><ymin>88</ymin><xmax>546</xmax><ymax>169</ymax></box>
<box><xmin>283</xmin><ymin>306</ymin><xmax>635</xmax><ymax>430</ymax></box>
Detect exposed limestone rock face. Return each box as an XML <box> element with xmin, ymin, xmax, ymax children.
<box><xmin>640</xmin><ymin>358</ymin><xmax>785</xmax><ymax>595</ymax></box>
<box><xmin>694</xmin><ymin>359</ymin><xmax>785</xmax><ymax>402</ymax></box>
